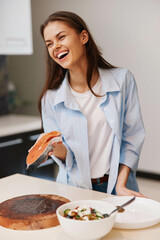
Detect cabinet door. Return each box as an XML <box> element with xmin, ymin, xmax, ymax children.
<box><xmin>0</xmin><ymin>0</ymin><xmax>33</xmax><ymax>54</ymax></box>
<box><xmin>0</xmin><ymin>138</ymin><xmax>26</xmax><ymax>178</ymax></box>
<box><xmin>0</xmin><ymin>132</ymin><xmax>58</xmax><ymax>181</ymax></box>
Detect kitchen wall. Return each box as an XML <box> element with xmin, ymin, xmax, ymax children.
<box><xmin>8</xmin><ymin>0</ymin><xmax>160</xmax><ymax>174</ymax></box>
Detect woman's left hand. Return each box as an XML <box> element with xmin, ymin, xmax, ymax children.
<box><xmin>116</xmin><ymin>164</ymin><xmax>147</xmax><ymax>198</ymax></box>
<box><xmin>116</xmin><ymin>185</ymin><xmax>147</xmax><ymax>198</ymax></box>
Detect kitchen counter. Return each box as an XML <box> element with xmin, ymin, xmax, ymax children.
<box><xmin>0</xmin><ymin>114</ymin><xmax>41</xmax><ymax>137</ymax></box>
<box><xmin>0</xmin><ymin>174</ymin><xmax>160</xmax><ymax>240</ymax></box>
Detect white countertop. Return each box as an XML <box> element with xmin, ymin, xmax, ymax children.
<box><xmin>0</xmin><ymin>174</ymin><xmax>160</xmax><ymax>240</ymax></box>
<box><xmin>0</xmin><ymin>114</ymin><xmax>41</xmax><ymax>137</ymax></box>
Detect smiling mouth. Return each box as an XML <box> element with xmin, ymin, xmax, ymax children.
<box><xmin>57</xmin><ymin>51</ymin><xmax>69</xmax><ymax>60</ymax></box>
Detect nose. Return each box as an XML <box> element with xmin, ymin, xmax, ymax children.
<box><xmin>53</xmin><ymin>41</ymin><xmax>61</xmax><ymax>50</ymax></box>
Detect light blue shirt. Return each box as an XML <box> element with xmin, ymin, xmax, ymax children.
<box><xmin>41</xmin><ymin>68</ymin><xmax>145</xmax><ymax>194</ymax></box>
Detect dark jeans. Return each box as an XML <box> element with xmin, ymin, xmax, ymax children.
<box><xmin>92</xmin><ymin>181</ymin><xmax>116</xmax><ymax>195</ymax></box>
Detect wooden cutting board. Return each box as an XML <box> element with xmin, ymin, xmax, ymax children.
<box><xmin>0</xmin><ymin>194</ymin><xmax>70</xmax><ymax>230</ymax></box>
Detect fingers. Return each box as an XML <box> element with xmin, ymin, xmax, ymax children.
<box><xmin>48</xmin><ymin>149</ymin><xmax>54</xmax><ymax>156</ymax></box>
<box><xmin>132</xmin><ymin>191</ymin><xmax>148</xmax><ymax>198</ymax></box>
<box><xmin>127</xmin><ymin>189</ymin><xmax>148</xmax><ymax>198</ymax></box>
<box><xmin>48</xmin><ymin>141</ymin><xmax>63</xmax><ymax>156</ymax></box>
<box><xmin>116</xmin><ymin>186</ymin><xmax>148</xmax><ymax>198</ymax></box>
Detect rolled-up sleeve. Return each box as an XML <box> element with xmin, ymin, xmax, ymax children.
<box><xmin>41</xmin><ymin>94</ymin><xmax>74</xmax><ymax>171</ymax></box>
<box><xmin>119</xmin><ymin>71</ymin><xmax>145</xmax><ymax>172</ymax></box>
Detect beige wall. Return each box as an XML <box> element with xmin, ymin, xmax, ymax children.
<box><xmin>8</xmin><ymin>0</ymin><xmax>160</xmax><ymax>174</ymax></box>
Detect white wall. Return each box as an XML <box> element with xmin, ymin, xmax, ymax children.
<box><xmin>8</xmin><ymin>0</ymin><xmax>160</xmax><ymax>174</ymax></box>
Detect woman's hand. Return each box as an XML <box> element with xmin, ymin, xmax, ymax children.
<box><xmin>48</xmin><ymin>141</ymin><xmax>67</xmax><ymax>161</ymax></box>
<box><xmin>116</xmin><ymin>185</ymin><xmax>146</xmax><ymax>198</ymax></box>
<box><xmin>116</xmin><ymin>164</ymin><xmax>147</xmax><ymax>198</ymax></box>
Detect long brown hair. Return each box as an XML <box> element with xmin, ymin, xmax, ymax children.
<box><xmin>38</xmin><ymin>11</ymin><xmax>115</xmax><ymax>113</ymax></box>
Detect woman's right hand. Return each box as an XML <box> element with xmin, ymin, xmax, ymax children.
<box><xmin>48</xmin><ymin>141</ymin><xmax>67</xmax><ymax>161</ymax></box>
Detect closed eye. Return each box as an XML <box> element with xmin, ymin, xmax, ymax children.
<box><xmin>46</xmin><ymin>43</ymin><xmax>53</xmax><ymax>48</ymax></box>
<box><xmin>59</xmin><ymin>35</ymin><xmax>65</xmax><ymax>40</ymax></box>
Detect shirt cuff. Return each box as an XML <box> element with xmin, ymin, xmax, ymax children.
<box><xmin>119</xmin><ymin>150</ymin><xmax>139</xmax><ymax>172</ymax></box>
<box><xmin>51</xmin><ymin>144</ymin><xmax>73</xmax><ymax>171</ymax></box>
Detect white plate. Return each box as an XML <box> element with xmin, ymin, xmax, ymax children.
<box><xmin>102</xmin><ymin>196</ymin><xmax>160</xmax><ymax>229</ymax></box>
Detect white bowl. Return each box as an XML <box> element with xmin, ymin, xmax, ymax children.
<box><xmin>56</xmin><ymin>200</ymin><xmax>117</xmax><ymax>240</ymax></box>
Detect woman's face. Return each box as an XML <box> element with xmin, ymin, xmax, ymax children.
<box><xmin>43</xmin><ymin>21</ymin><xmax>89</xmax><ymax>70</ymax></box>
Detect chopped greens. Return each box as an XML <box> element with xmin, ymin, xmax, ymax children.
<box><xmin>63</xmin><ymin>205</ymin><xmax>104</xmax><ymax>221</ymax></box>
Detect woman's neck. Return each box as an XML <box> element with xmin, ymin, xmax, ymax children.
<box><xmin>68</xmin><ymin>67</ymin><xmax>99</xmax><ymax>93</ymax></box>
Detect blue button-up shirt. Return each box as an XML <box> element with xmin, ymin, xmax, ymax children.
<box><xmin>41</xmin><ymin>68</ymin><xmax>145</xmax><ymax>194</ymax></box>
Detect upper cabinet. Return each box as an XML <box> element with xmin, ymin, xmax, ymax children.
<box><xmin>0</xmin><ymin>0</ymin><xmax>33</xmax><ymax>55</ymax></box>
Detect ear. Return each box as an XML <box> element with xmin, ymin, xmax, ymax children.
<box><xmin>80</xmin><ymin>30</ymin><xmax>89</xmax><ymax>45</ymax></box>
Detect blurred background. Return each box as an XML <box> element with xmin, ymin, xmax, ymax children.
<box><xmin>0</xmin><ymin>0</ymin><xmax>159</xmax><ymax>199</ymax></box>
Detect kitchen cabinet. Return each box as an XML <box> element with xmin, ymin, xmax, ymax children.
<box><xmin>0</xmin><ymin>114</ymin><xmax>57</xmax><ymax>180</ymax></box>
<box><xmin>0</xmin><ymin>0</ymin><xmax>33</xmax><ymax>55</ymax></box>
<box><xmin>0</xmin><ymin>129</ymin><xmax>40</xmax><ymax>178</ymax></box>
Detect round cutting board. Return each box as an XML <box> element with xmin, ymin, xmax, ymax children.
<box><xmin>0</xmin><ymin>194</ymin><xmax>70</xmax><ymax>230</ymax></box>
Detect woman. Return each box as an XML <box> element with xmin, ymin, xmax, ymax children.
<box><xmin>39</xmin><ymin>11</ymin><xmax>145</xmax><ymax>196</ymax></box>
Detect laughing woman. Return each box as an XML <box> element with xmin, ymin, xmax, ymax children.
<box><xmin>38</xmin><ymin>11</ymin><xmax>145</xmax><ymax>196</ymax></box>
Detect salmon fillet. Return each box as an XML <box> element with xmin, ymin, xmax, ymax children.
<box><xmin>26</xmin><ymin>131</ymin><xmax>62</xmax><ymax>171</ymax></box>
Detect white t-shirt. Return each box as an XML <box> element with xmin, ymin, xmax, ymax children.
<box><xmin>70</xmin><ymin>78</ymin><xmax>114</xmax><ymax>178</ymax></box>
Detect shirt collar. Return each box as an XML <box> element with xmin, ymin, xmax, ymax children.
<box><xmin>53</xmin><ymin>68</ymin><xmax>120</xmax><ymax>108</ymax></box>
<box><xmin>53</xmin><ymin>71</ymin><xmax>80</xmax><ymax>110</ymax></box>
<box><xmin>98</xmin><ymin>68</ymin><xmax>120</xmax><ymax>93</ymax></box>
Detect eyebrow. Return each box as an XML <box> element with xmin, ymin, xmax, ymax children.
<box><xmin>45</xmin><ymin>31</ymin><xmax>66</xmax><ymax>43</ymax></box>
